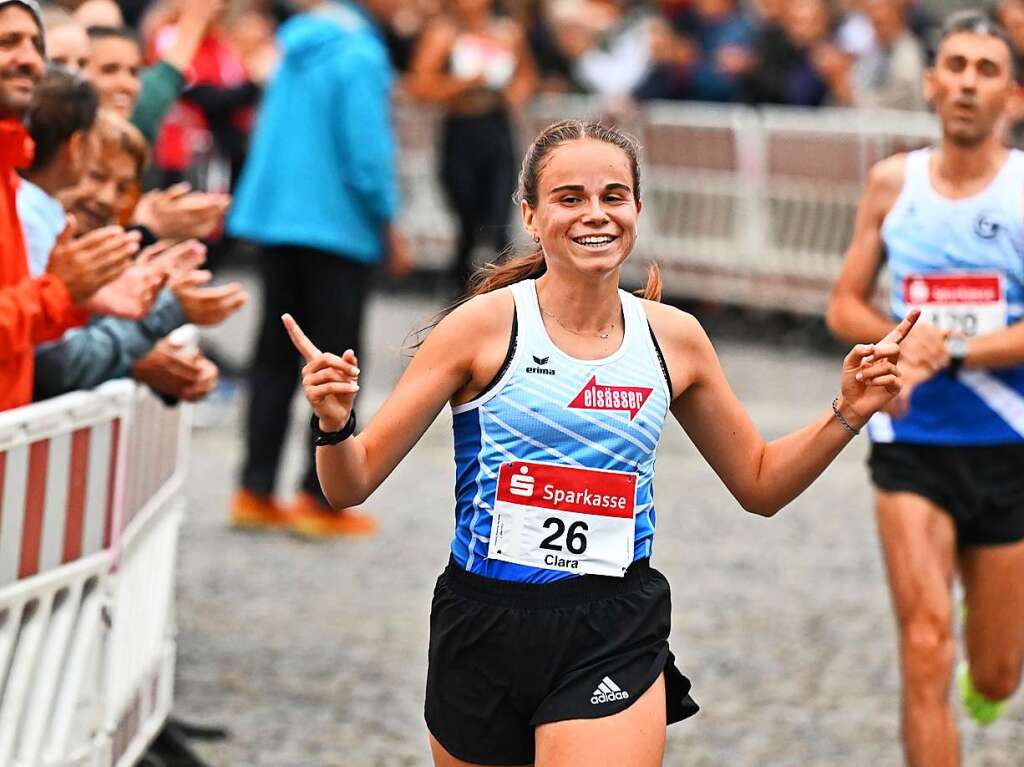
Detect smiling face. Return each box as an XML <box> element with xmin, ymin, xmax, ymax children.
<box><xmin>0</xmin><ymin>6</ymin><xmax>44</xmax><ymax>118</ymax></box>
<box><xmin>87</xmin><ymin>35</ymin><xmax>141</xmax><ymax>118</ymax></box>
<box><xmin>58</xmin><ymin>134</ymin><xmax>136</xmax><ymax>233</ymax></box>
<box><xmin>926</xmin><ymin>31</ymin><xmax>1015</xmax><ymax>147</ymax></box>
<box><xmin>521</xmin><ymin>138</ymin><xmax>641</xmax><ymax>279</ymax></box>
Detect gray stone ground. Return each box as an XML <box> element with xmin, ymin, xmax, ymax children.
<box><xmin>173</xmin><ymin>273</ymin><xmax>1023</xmax><ymax>767</ymax></box>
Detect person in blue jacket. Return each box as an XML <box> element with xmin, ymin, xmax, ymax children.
<box><xmin>228</xmin><ymin>0</ymin><xmax>408</xmax><ymax>537</ymax></box>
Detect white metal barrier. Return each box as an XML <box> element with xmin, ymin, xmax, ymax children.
<box><xmin>0</xmin><ymin>381</ymin><xmax>191</xmax><ymax>767</ymax></box>
<box><xmin>395</xmin><ymin>97</ymin><xmax>939</xmax><ymax>313</ymax></box>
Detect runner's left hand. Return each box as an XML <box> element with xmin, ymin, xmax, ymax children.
<box><xmin>836</xmin><ymin>309</ymin><xmax>921</xmax><ymax>428</ymax></box>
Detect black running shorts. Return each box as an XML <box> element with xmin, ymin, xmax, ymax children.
<box><xmin>869</xmin><ymin>442</ymin><xmax>1024</xmax><ymax>546</ymax></box>
<box><xmin>424</xmin><ymin>557</ymin><xmax>698</xmax><ymax>766</ymax></box>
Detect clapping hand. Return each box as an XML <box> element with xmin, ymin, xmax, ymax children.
<box><xmin>46</xmin><ymin>219</ymin><xmax>141</xmax><ymax>304</ymax></box>
<box><xmin>132</xmin><ymin>339</ymin><xmax>219</xmax><ymax>402</ymax></box>
<box><xmin>282</xmin><ymin>313</ymin><xmax>360</xmax><ymax>433</ymax></box>
<box><xmin>169</xmin><ymin>268</ymin><xmax>248</xmax><ymax>326</ymax></box>
<box><xmin>838</xmin><ymin>310</ymin><xmax>921</xmax><ymax>425</ymax></box>
<box><xmin>133</xmin><ymin>183</ymin><xmax>231</xmax><ymax>241</ymax></box>
<box><xmin>82</xmin><ymin>239</ymin><xmax>204</xmax><ymax>318</ymax></box>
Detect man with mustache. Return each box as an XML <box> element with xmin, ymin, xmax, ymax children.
<box><xmin>0</xmin><ymin>0</ymin><xmax>138</xmax><ymax>411</ymax></box>
<box><xmin>828</xmin><ymin>11</ymin><xmax>1024</xmax><ymax>766</ymax></box>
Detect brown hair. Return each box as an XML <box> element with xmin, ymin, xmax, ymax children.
<box><xmin>26</xmin><ymin>66</ymin><xmax>98</xmax><ymax>172</ymax></box>
<box><xmin>90</xmin><ymin>108</ymin><xmax>148</xmax><ymax>178</ymax></box>
<box><xmin>414</xmin><ymin>120</ymin><xmax>662</xmax><ymax>348</ymax></box>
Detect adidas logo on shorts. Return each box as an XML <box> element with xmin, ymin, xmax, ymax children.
<box><xmin>591</xmin><ymin>676</ymin><xmax>630</xmax><ymax>705</ymax></box>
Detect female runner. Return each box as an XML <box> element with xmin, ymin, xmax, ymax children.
<box><xmin>283</xmin><ymin>120</ymin><xmax>918</xmax><ymax>767</ymax></box>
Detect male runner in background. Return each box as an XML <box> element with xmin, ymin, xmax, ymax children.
<box><xmin>828</xmin><ymin>11</ymin><xmax>1024</xmax><ymax>767</ymax></box>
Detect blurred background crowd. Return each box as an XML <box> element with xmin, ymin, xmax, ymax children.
<box><xmin>5</xmin><ymin>0</ymin><xmax>1014</xmax><ymax>413</ymax></box>
<box><xmin>0</xmin><ymin>0</ymin><xmax>1012</xmax><ymax>511</ymax></box>
<box><xmin>0</xmin><ymin>0</ymin><xmax>1014</xmax><ymax>519</ymax></box>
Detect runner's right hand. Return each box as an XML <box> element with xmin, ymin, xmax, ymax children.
<box><xmin>46</xmin><ymin>218</ymin><xmax>142</xmax><ymax>304</ymax></box>
<box><xmin>282</xmin><ymin>313</ymin><xmax>360</xmax><ymax>433</ymax></box>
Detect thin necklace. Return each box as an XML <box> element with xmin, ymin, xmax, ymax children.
<box><xmin>539</xmin><ymin>302</ymin><xmax>619</xmax><ymax>340</ymax></box>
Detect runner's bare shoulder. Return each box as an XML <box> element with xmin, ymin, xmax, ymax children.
<box><xmin>637</xmin><ymin>298</ymin><xmax>708</xmax><ymax>398</ymax></box>
<box><xmin>438</xmin><ymin>287</ymin><xmax>516</xmax><ymax>396</ymax></box>
<box><xmin>440</xmin><ymin>287</ymin><xmax>515</xmax><ymax>353</ymax></box>
<box><xmin>865</xmin><ymin>153</ymin><xmax>909</xmax><ymax>212</ymax></box>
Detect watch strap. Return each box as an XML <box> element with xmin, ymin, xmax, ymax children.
<box><xmin>311</xmin><ymin>411</ymin><xmax>356</xmax><ymax>445</ymax></box>
<box><xmin>947</xmin><ymin>356</ymin><xmax>964</xmax><ymax>378</ymax></box>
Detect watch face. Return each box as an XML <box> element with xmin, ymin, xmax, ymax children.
<box><xmin>946</xmin><ymin>336</ymin><xmax>969</xmax><ymax>359</ymax></box>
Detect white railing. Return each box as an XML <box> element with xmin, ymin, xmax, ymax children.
<box><xmin>0</xmin><ymin>380</ymin><xmax>191</xmax><ymax>767</ymax></box>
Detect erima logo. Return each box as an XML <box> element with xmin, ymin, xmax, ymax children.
<box><xmin>526</xmin><ymin>354</ymin><xmax>555</xmax><ymax>376</ymax></box>
<box><xmin>591</xmin><ymin>676</ymin><xmax>629</xmax><ymax>705</ymax></box>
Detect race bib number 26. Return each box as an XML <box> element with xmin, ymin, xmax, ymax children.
<box><xmin>488</xmin><ymin>461</ymin><xmax>637</xmax><ymax>577</ymax></box>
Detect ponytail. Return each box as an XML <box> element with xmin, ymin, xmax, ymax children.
<box><xmin>636</xmin><ymin>262</ymin><xmax>662</xmax><ymax>302</ymax></box>
<box><xmin>466</xmin><ymin>247</ymin><xmax>546</xmax><ymax>298</ymax></box>
<box><xmin>407</xmin><ymin>246</ymin><xmax>545</xmax><ymax>352</ymax></box>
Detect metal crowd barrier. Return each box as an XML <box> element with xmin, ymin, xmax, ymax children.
<box><xmin>395</xmin><ymin>97</ymin><xmax>939</xmax><ymax>313</ymax></box>
<box><xmin>0</xmin><ymin>380</ymin><xmax>191</xmax><ymax>767</ymax></box>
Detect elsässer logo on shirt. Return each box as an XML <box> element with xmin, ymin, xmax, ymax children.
<box><xmin>568</xmin><ymin>376</ymin><xmax>653</xmax><ymax>420</ymax></box>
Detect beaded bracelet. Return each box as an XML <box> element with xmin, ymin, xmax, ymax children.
<box><xmin>831</xmin><ymin>397</ymin><xmax>860</xmax><ymax>436</ymax></box>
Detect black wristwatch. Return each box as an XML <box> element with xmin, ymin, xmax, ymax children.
<box><xmin>310</xmin><ymin>412</ymin><xmax>356</xmax><ymax>446</ymax></box>
<box><xmin>945</xmin><ymin>336</ymin><xmax>969</xmax><ymax>378</ymax></box>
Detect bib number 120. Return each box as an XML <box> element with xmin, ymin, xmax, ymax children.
<box><xmin>539</xmin><ymin>518</ymin><xmax>589</xmax><ymax>554</ymax></box>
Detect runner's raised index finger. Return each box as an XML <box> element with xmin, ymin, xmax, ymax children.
<box><xmin>281</xmin><ymin>313</ymin><xmax>320</xmax><ymax>362</ymax></box>
<box><xmin>880</xmin><ymin>308</ymin><xmax>921</xmax><ymax>346</ymax></box>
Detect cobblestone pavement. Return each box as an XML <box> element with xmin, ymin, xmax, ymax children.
<box><xmin>175</xmin><ymin>280</ymin><xmax>1023</xmax><ymax>767</ymax></box>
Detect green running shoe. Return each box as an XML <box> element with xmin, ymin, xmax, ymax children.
<box><xmin>958</xmin><ymin>662</ymin><xmax>1007</xmax><ymax>726</ymax></box>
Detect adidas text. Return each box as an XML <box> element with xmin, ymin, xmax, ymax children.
<box><xmin>591</xmin><ymin>690</ymin><xmax>630</xmax><ymax>704</ymax></box>
<box><xmin>591</xmin><ymin>677</ymin><xmax>629</xmax><ymax>705</ymax></box>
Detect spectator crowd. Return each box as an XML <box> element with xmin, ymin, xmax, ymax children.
<box><xmin>0</xmin><ymin>0</ymin><xmax>257</xmax><ymax>417</ymax></box>
<box><xmin>6</xmin><ymin>0</ymin><xmax>1024</xmax><ymax>420</ymax></box>
<box><xmin>386</xmin><ymin>0</ymin><xmax>944</xmax><ymax>110</ymax></box>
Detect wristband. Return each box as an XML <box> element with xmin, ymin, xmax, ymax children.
<box><xmin>832</xmin><ymin>397</ymin><xmax>860</xmax><ymax>436</ymax></box>
<box><xmin>311</xmin><ymin>411</ymin><xmax>356</xmax><ymax>446</ymax></box>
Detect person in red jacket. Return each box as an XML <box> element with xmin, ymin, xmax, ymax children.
<box><xmin>0</xmin><ymin>0</ymin><xmax>138</xmax><ymax>410</ymax></box>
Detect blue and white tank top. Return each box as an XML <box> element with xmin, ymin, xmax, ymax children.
<box><xmin>871</xmin><ymin>147</ymin><xmax>1024</xmax><ymax>445</ymax></box>
<box><xmin>450</xmin><ymin>279</ymin><xmax>672</xmax><ymax>583</ymax></box>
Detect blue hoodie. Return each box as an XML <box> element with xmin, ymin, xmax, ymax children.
<box><xmin>228</xmin><ymin>1</ymin><xmax>398</xmax><ymax>264</ymax></box>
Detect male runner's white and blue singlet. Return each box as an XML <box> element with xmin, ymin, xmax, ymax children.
<box><xmin>871</xmin><ymin>147</ymin><xmax>1024</xmax><ymax>445</ymax></box>
<box><xmin>450</xmin><ymin>279</ymin><xmax>672</xmax><ymax>583</ymax></box>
